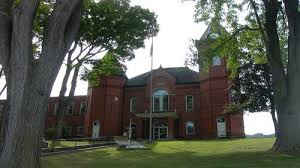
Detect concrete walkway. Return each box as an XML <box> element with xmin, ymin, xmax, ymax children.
<box><xmin>115</xmin><ymin>139</ymin><xmax>146</xmax><ymax>149</ymax></box>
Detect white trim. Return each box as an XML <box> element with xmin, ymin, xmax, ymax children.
<box><xmin>185</xmin><ymin>95</ymin><xmax>193</xmax><ymax>112</ymax></box>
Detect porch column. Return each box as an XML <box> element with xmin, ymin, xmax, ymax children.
<box><xmin>168</xmin><ymin>117</ymin><xmax>174</xmax><ymax>139</ymax></box>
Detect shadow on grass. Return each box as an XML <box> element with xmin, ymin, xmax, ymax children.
<box><xmin>42</xmin><ymin>146</ymin><xmax>300</xmax><ymax>168</ymax></box>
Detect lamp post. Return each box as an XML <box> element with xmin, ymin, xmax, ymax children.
<box><xmin>149</xmin><ymin>35</ymin><xmax>154</xmax><ymax>143</ymax></box>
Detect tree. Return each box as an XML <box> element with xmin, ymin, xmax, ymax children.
<box><xmin>54</xmin><ymin>0</ymin><xmax>158</xmax><ymax>138</ymax></box>
<box><xmin>227</xmin><ymin>62</ymin><xmax>279</xmax><ymax>142</ymax></box>
<box><xmin>0</xmin><ymin>0</ymin><xmax>83</xmax><ymax>167</ymax></box>
<box><xmin>193</xmin><ymin>0</ymin><xmax>300</xmax><ymax>153</ymax></box>
<box><xmin>81</xmin><ymin>51</ymin><xmax>126</xmax><ymax>86</ymax></box>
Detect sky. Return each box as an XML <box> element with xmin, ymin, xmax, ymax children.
<box><xmin>0</xmin><ymin>0</ymin><xmax>275</xmax><ymax>135</ymax></box>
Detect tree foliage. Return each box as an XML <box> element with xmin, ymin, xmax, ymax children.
<box><xmin>78</xmin><ymin>0</ymin><xmax>159</xmax><ymax>60</ymax></box>
<box><xmin>230</xmin><ymin>62</ymin><xmax>273</xmax><ymax>113</ymax></box>
<box><xmin>188</xmin><ymin>0</ymin><xmax>287</xmax><ymax>76</ymax></box>
<box><xmin>81</xmin><ymin>52</ymin><xmax>126</xmax><ymax>86</ymax></box>
<box><xmin>192</xmin><ymin>0</ymin><xmax>300</xmax><ymax>153</ymax></box>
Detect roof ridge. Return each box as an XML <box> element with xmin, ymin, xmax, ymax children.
<box><xmin>126</xmin><ymin>66</ymin><xmax>200</xmax><ymax>87</ymax></box>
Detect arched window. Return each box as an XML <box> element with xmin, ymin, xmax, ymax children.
<box><xmin>186</xmin><ymin>121</ymin><xmax>195</xmax><ymax>135</ymax></box>
<box><xmin>153</xmin><ymin>89</ymin><xmax>169</xmax><ymax>112</ymax></box>
<box><xmin>212</xmin><ymin>56</ymin><xmax>221</xmax><ymax>66</ymax></box>
<box><xmin>130</xmin><ymin>97</ymin><xmax>137</xmax><ymax>113</ymax></box>
<box><xmin>209</xmin><ymin>33</ymin><xmax>219</xmax><ymax>39</ymax></box>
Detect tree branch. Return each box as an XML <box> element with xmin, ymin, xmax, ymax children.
<box><xmin>207</xmin><ymin>25</ymin><xmax>260</xmax><ymax>53</ymax></box>
<box><xmin>249</xmin><ymin>0</ymin><xmax>268</xmax><ymax>48</ymax></box>
<box><xmin>34</xmin><ymin>0</ymin><xmax>82</xmax><ymax>96</ymax></box>
<box><xmin>0</xmin><ymin>83</ymin><xmax>7</xmax><ymax>97</ymax></box>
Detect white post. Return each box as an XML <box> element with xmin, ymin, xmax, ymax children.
<box><xmin>149</xmin><ymin>36</ymin><xmax>154</xmax><ymax>143</ymax></box>
<box><xmin>129</xmin><ymin>119</ymin><xmax>132</xmax><ymax>144</ymax></box>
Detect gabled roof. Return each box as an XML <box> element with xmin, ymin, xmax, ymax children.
<box><xmin>126</xmin><ymin>67</ymin><xmax>200</xmax><ymax>87</ymax></box>
<box><xmin>199</xmin><ymin>23</ymin><xmax>227</xmax><ymax>42</ymax></box>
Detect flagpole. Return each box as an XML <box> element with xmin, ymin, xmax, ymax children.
<box><xmin>149</xmin><ymin>36</ymin><xmax>154</xmax><ymax>143</ymax></box>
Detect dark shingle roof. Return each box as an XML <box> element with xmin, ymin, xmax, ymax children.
<box><xmin>126</xmin><ymin>67</ymin><xmax>200</xmax><ymax>87</ymax></box>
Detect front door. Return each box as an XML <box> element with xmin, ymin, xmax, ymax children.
<box><xmin>217</xmin><ymin>117</ymin><xmax>227</xmax><ymax>138</ymax></box>
<box><xmin>92</xmin><ymin>120</ymin><xmax>100</xmax><ymax>138</ymax></box>
<box><xmin>153</xmin><ymin>123</ymin><xmax>168</xmax><ymax>139</ymax></box>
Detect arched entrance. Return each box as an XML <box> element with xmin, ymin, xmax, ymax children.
<box><xmin>153</xmin><ymin>122</ymin><xmax>168</xmax><ymax>139</ymax></box>
<box><xmin>217</xmin><ymin>117</ymin><xmax>227</xmax><ymax>138</ymax></box>
<box><xmin>92</xmin><ymin>120</ymin><xmax>100</xmax><ymax>138</ymax></box>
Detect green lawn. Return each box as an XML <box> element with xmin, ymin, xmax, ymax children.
<box><xmin>42</xmin><ymin>138</ymin><xmax>300</xmax><ymax>168</ymax></box>
<box><xmin>46</xmin><ymin>140</ymin><xmax>90</xmax><ymax>148</ymax></box>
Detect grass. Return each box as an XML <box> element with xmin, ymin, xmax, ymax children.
<box><xmin>42</xmin><ymin>138</ymin><xmax>300</xmax><ymax>168</ymax></box>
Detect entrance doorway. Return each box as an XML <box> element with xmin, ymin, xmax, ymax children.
<box><xmin>130</xmin><ymin>123</ymin><xmax>137</xmax><ymax>140</ymax></box>
<box><xmin>153</xmin><ymin>122</ymin><xmax>168</xmax><ymax>139</ymax></box>
<box><xmin>92</xmin><ymin>120</ymin><xmax>100</xmax><ymax>138</ymax></box>
<box><xmin>217</xmin><ymin>117</ymin><xmax>227</xmax><ymax>138</ymax></box>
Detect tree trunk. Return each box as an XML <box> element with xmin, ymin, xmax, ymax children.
<box><xmin>262</xmin><ymin>0</ymin><xmax>300</xmax><ymax>153</ymax></box>
<box><xmin>0</xmin><ymin>1</ymin><xmax>82</xmax><ymax>167</ymax></box>
<box><xmin>55</xmin><ymin>61</ymin><xmax>73</xmax><ymax>138</ymax></box>
<box><xmin>275</xmin><ymin>11</ymin><xmax>300</xmax><ymax>153</ymax></box>
<box><xmin>55</xmin><ymin>42</ymin><xmax>79</xmax><ymax>138</ymax></box>
<box><xmin>270</xmin><ymin>109</ymin><xmax>279</xmax><ymax>138</ymax></box>
<box><xmin>56</xmin><ymin>64</ymin><xmax>81</xmax><ymax>137</ymax></box>
<box><xmin>270</xmin><ymin>106</ymin><xmax>280</xmax><ymax>151</ymax></box>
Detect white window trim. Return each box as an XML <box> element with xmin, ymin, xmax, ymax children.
<box><xmin>130</xmin><ymin>97</ymin><xmax>136</xmax><ymax>113</ymax></box>
<box><xmin>185</xmin><ymin>95</ymin><xmax>193</xmax><ymax>112</ymax></box>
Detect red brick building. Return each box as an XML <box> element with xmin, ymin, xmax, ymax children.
<box><xmin>44</xmin><ymin>26</ymin><xmax>245</xmax><ymax>139</ymax></box>
<box><xmin>44</xmin><ymin>61</ymin><xmax>245</xmax><ymax>139</ymax></box>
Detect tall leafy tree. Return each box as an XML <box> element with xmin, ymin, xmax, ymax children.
<box><xmin>81</xmin><ymin>51</ymin><xmax>126</xmax><ymax>86</ymax></box>
<box><xmin>227</xmin><ymin>62</ymin><xmax>278</xmax><ymax>140</ymax></box>
<box><xmin>193</xmin><ymin>0</ymin><xmax>300</xmax><ymax>152</ymax></box>
<box><xmin>0</xmin><ymin>0</ymin><xmax>83</xmax><ymax>167</ymax></box>
<box><xmin>54</xmin><ymin>0</ymin><xmax>158</xmax><ymax>138</ymax></box>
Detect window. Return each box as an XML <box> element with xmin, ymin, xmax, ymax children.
<box><xmin>229</xmin><ymin>88</ymin><xmax>238</xmax><ymax>102</ymax></box>
<box><xmin>153</xmin><ymin>90</ymin><xmax>169</xmax><ymax>112</ymax></box>
<box><xmin>185</xmin><ymin>95</ymin><xmax>193</xmax><ymax>112</ymax></box>
<box><xmin>66</xmin><ymin>103</ymin><xmax>74</xmax><ymax>116</ymax></box>
<box><xmin>186</xmin><ymin>121</ymin><xmax>195</xmax><ymax>135</ymax></box>
<box><xmin>54</xmin><ymin>103</ymin><xmax>58</xmax><ymax>116</ymax></box>
<box><xmin>77</xmin><ymin>126</ymin><xmax>84</xmax><ymax>136</ymax></box>
<box><xmin>79</xmin><ymin>101</ymin><xmax>87</xmax><ymax>115</ymax></box>
<box><xmin>130</xmin><ymin>97</ymin><xmax>137</xmax><ymax>113</ymax></box>
<box><xmin>210</xmin><ymin>33</ymin><xmax>219</xmax><ymax>39</ymax></box>
<box><xmin>212</xmin><ymin>56</ymin><xmax>221</xmax><ymax>66</ymax></box>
